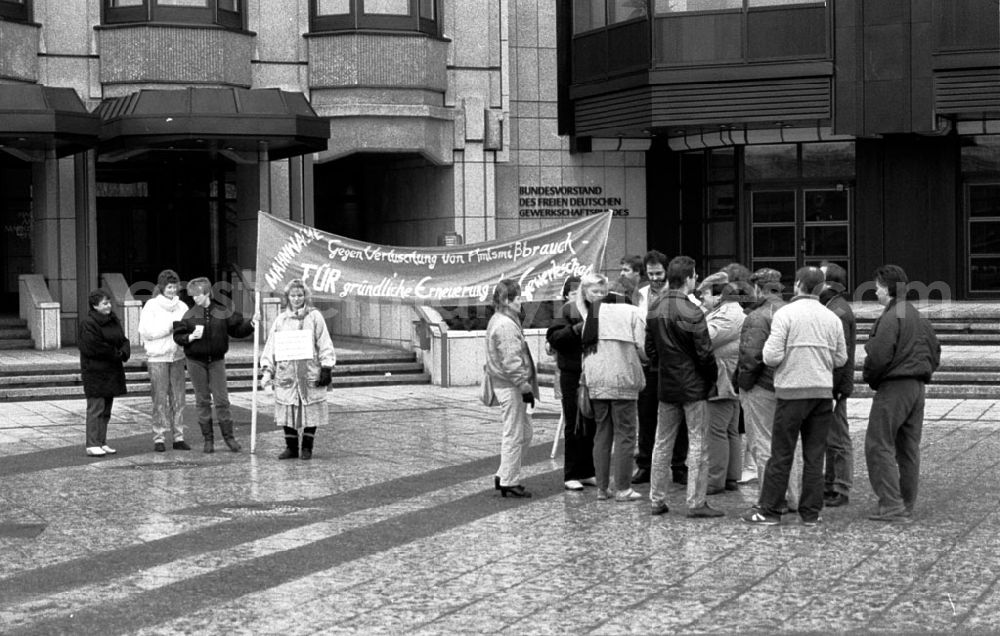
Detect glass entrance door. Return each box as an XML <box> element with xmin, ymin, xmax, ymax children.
<box><xmin>749</xmin><ymin>186</ymin><xmax>851</xmax><ymax>290</ymax></box>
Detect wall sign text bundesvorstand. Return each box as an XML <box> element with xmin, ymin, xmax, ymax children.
<box><xmin>518</xmin><ymin>185</ymin><xmax>629</xmax><ymax>218</ymax></box>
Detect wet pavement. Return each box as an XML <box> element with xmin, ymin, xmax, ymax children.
<box><xmin>1</xmin><ymin>385</ymin><xmax>999</xmax><ymax>634</ymax></box>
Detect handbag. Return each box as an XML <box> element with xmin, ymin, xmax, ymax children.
<box><xmin>576</xmin><ymin>371</ymin><xmax>593</xmax><ymax>419</ymax></box>
<box><xmin>479</xmin><ymin>365</ymin><xmax>499</xmax><ymax>407</ymax></box>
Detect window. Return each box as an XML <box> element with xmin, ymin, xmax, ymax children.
<box><xmin>574</xmin><ymin>0</ymin><xmax>648</xmax><ymax>33</ymax></box>
<box><xmin>0</xmin><ymin>0</ymin><xmax>31</xmax><ymax>22</ymax></box>
<box><xmin>654</xmin><ymin>0</ymin><xmax>821</xmax><ymax>12</ymax></box>
<box><xmin>102</xmin><ymin>0</ymin><xmax>244</xmax><ymax>30</ymax></box>
<box><xmin>311</xmin><ymin>0</ymin><xmax>441</xmax><ymax>35</ymax></box>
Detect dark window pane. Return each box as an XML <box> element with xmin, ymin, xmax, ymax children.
<box><xmin>109</xmin><ymin>0</ymin><xmax>143</xmax><ymax>5</ymax></box>
<box><xmin>748</xmin><ymin>0</ymin><xmax>826</xmax><ymax>5</ymax></box>
<box><xmin>654</xmin><ymin>0</ymin><xmax>740</xmax><ymax>12</ymax></box>
<box><xmin>935</xmin><ymin>0</ymin><xmax>999</xmax><ymax>51</ymax></box>
<box><xmin>575</xmin><ymin>0</ymin><xmax>606</xmax><ymax>33</ymax></box>
<box><xmin>962</xmin><ymin>139</ymin><xmax>1000</xmax><ymax>173</ymax></box>
<box><xmin>969</xmin><ymin>185</ymin><xmax>1000</xmax><ymax>218</ymax></box>
<box><xmin>747</xmin><ymin>3</ymin><xmax>827</xmax><ymax>59</ymax></box>
<box><xmin>706</xmin><ymin>219</ymin><xmax>736</xmax><ymax>255</ymax></box>
<box><xmin>753</xmin><ymin>226</ymin><xmax>795</xmax><ymax>257</ymax></box>
<box><xmin>802</xmin><ymin>142</ymin><xmax>855</xmax><ymax>178</ymax></box>
<box><xmin>745</xmin><ymin>144</ymin><xmax>797</xmax><ymax>180</ymax></box>
<box><xmin>420</xmin><ymin>0</ymin><xmax>434</xmax><ymax>19</ymax></box>
<box><xmin>655</xmin><ymin>12</ymin><xmax>742</xmax><ymax>63</ymax></box>
<box><xmin>803</xmin><ymin>189</ymin><xmax>848</xmax><ymax>222</ymax></box>
<box><xmin>752</xmin><ymin>191</ymin><xmax>795</xmax><ymax>223</ymax></box>
<box><xmin>970</xmin><ymin>257</ymin><xmax>1000</xmax><ymax>292</ymax></box>
<box><xmin>709</xmin><ymin>147</ymin><xmax>735</xmax><ymax>181</ymax></box>
<box><xmin>610</xmin><ymin>0</ymin><xmax>647</xmax><ymax>23</ymax></box>
<box><xmin>970</xmin><ymin>221</ymin><xmax>1000</xmax><ymax>254</ymax></box>
<box><xmin>804</xmin><ymin>226</ymin><xmax>848</xmax><ymax>257</ymax></box>
<box><xmin>708</xmin><ymin>185</ymin><xmax>735</xmax><ymax>219</ymax></box>
<box><xmin>680</xmin><ymin>152</ymin><xmax>705</xmax><ymax>185</ymax></box>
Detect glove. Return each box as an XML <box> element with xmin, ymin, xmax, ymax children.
<box><xmin>521</xmin><ymin>391</ymin><xmax>535</xmax><ymax>408</ymax></box>
<box><xmin>316</xmin><ymin>366</ymin><xmax>333</xmax><ymax>387</ymax></box>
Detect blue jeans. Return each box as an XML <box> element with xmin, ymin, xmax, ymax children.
<box><xmin>148</xmin><ymin>360</ymin><xmax>186</xmax><ymax>443</ymax></box>
<box><xmin>186</xmin><ymin>358</ymin><xmax>232</xmax><ymax>430</ymax></box>
<box><xmin>650</xmin><ymin>400</ymin><xmax>709</xmax><ymax>510</ymax></box>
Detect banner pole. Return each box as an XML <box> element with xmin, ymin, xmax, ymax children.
<box><xmin>251</xmin><ymin>289</ymin><xmax>261</xmax><ymax>454</ymax></box>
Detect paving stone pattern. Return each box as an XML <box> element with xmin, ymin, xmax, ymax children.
<box><xmin>0</xmin><ymin>386</ymin><xmax>999</xmax><ymax>634</ymax></box>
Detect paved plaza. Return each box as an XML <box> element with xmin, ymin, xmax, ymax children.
<box><xmin>1</xmin><ymin>384</ymin><xmax>999</xmax><ymax>634</ymax></box>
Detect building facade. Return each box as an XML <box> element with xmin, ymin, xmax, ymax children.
<box><xmin>0</xmin><ymin>0</ymin><xmax>645</xmax><ymax>346</ymax></box>
<box><xmin>563</xmin><ymin>0</ymin><xmax>1000</xmax><ymax>298</ymax></box>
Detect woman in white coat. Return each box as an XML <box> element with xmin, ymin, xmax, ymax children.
<box><xmin>138</xmin><ymin>269</ymin><xmax>190</xmax><ymax>452</ymax></box>
<box><xmin>260</xmin><ymin>279</ymin><xmax>337</xmax><ymax>460</ymax></box>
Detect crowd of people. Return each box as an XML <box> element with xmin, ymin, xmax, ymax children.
<box><xmin>80</xmin><ymin>271</ymin><xmax>336</xmax><ymax>460</ymax></box>
<box><xmin>486</xmin><ymin>255</ymin><xmax>941</xmax><ymax>525</ymax></box>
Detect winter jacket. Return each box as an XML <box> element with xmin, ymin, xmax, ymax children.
<box><xmin>736</xmin><ymin>295</ymin><xmax>786</xmax><ymax>392</ymax></box>
<box><xmin>762</xmin><ymin>295</ymin><xmax>848</xmax><ymax>400</ymax></box>
<box><xmin>173</xmin><ymin>300</ymin><xmax>254</xmax><ymax>362</ymax></box>
<box><xmin>645</xmin><ymin>289</ymin><xmax>718</xmax><ymax>404</ymax></box>
<box><xmin>485</xmin><ymin>309</ymin><xmax>539</xmax><ymax>397</ymax></box>
<box><xmin>821</xmin><ymin>289</ymin><xmax>857</xmax><ymax>398</ymax></box>
<box><xmin>545</xmin><ymin>300</ymin><xmax>584</xmax><ymax>375</ymax></box>
<box><xmin>138</xmin><ymin>294</ymin><xmax>187</xmax><ymax>363</ymax></box>
<box><xmin>863</xmin><ymin>298</ymin><xmax>941</xmax><ymax>390</ymax></box>
<box><xmin>705</xmin><ymin>300</ymin><xmax>745</xmax><ymax>400</ymax></box>
<box><xmin>79</xmin><ymin>309</ymin><xmax>130</xmax><ymax>398</ymax></box>
<box><xmin>260</xmin><ymin>307</ymin><xmax>337</xmax><ymax>408</ymax></box>
<box><xmin>581</xmin><ymin>303</ymin><xmax>646</xmax><ymax>401</ymax></box>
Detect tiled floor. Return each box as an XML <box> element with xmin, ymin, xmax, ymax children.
<box><xmin>1</xmin><ymin>384</ymin><xmax>999</xmax><ymax>634</ymax></box>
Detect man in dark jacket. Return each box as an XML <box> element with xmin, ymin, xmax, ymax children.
<box><xmin>820</xmin><ymin>262</ymin><xmax>856</xmax><ymax>507</ymax></box>
<box><xmin>174</xmin><ymin>277</ymin><xmax>256</xmax><ymax>453</ymax></box>
<box><xmin>545</xmin><ymin>279</ymin><xmax>597</xmax><ymax>491</ymax></box>
<box><xmin>645</xmin><ymin>255</ymin><xmax>721</xmax><ymax>518</ymax></box>
<box><xmin>863</xmin><ymin>265</ymin><xmax>940</xmax><ymax>523</ymax></box>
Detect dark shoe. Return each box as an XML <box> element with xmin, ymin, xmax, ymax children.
<box><xmin>801</xmin><ymin>516</ymin><xmax>823</xmax><ymax>527</ymax></box>
<box><xmin>706</xmin><ymin>487</ymin><xmax>725</xmax><ymax>496</ymax></box>
<box><xmin>651</xmin><ymin>501</ymin><xmax>669</xmax><ymax>516</ymax></box>
<box><xmin>172</xmin><ymin>440</ymin><xmax>191</xmax><ymax>451</ymax></box>
<box><xmin>300</xmin><ymin>448</ymin><xmax>312</xmax><ymax>460</ymax></box>
<box><xmin>494</xmin><ymin>476</ymin><xmax>501</xmax><ymax>490</ymax></box>
<box><xmin>824</xmin><ymin>493</ymin><xmax>849</xmax><ymax>507</ymax></box>
<box><xmin>631</xmin><ymin>467</ymin><xmax>651</xmax><ymax>484</ymax></box>
<box><xmin>672</xmin><ymin>469</ymin><xmax>688</xmax><ymax>485</ymax></box>
<box><xmin>742</xmin><ymin>509</ymin><xmax>779</xmax><ymax>525</ymax></box>
<box><xmin>154</xmin><ymin>442</ymin><xmax>166</xmax><ymax>453</ymax></box>
<box><xmin>280</xmin><ymin>426</ymin><xmax>299</xmax><ymax>460</ymax></box>
<box><xmin>724</xmin><ymin>480</ymin><xmax>739</xmax><ymax>491</ymax></box>
<box><xmin>499</xmin><ymin>485</ymin><xmax>532</xmax><ymax>498</ymax></box>
<box><xmin>687</xmin><ymin>503</ymin><xmax>724</xmax><ymax>518</ymax></box>
<box><xmin>203</xmin><ymin>439</ymin><xmax>214</xmax><ymax>454</ymax></box>
<box><xmin>223</xmin><ymin>437</ymin><xmax>241</xmax><ymax>452</ymax></box>
<box><xmin>278</xmin><ymin>448</ymin><xmax>298</xmax><ymax>460</ymax></box>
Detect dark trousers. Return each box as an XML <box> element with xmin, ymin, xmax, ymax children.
<box><xmin>759</xmin><ymin>397</ymin><xmax>832</xmax><ymax>521</ymax></box>
<box><xmin>559</xmin><ymin>370</ymin><xmax>596</xmax><ymax>481</ymax></box>
<box><xmin>825</xmin><ymin>396</ymin><xmax>853</xmax><ymax>495</ymax></box>
<box><xmin>865</xmin><ymin>379</ymin><xmax>925</xmax><ymax>515</ymax></box>
<box><xmin>186</xmin><ymin>358</ymin><xmax>233</xmax><ymax>430</ymax></box>
<box><xmin>85</xmin><ymin>396</ymin><xmax>114</xmax><ymax>447</ymax></box>
<box><xmin>636</xmin><ymin>370</ymin><xmax>687</xmax><ymax>474</ymax></box>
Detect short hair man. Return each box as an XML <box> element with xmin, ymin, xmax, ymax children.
<box><xmin>743</xmin><ymin>266</ymin><xmax>847</xmax><ymax>526</ymax></box>
<box><xmin>620</xmin><ymin>255</ymin><xmax>645</xmax><ymax>285</ymax></box>
<box><xmin>173</xmin><ymin>277</ymin><xmax>257</xmax><ymax>453</ymax></box>
<box><xmin>863</xmin><ymin>265</ymin><xmax>940</xmax><ymax>523</ymax></box>
<box><xmin>819</xmin><ymin>262</ymin><xmax>856</xmax><ymax>507</ymax></box>
<box><xmin>645</xmin><ymin>255</ymin><xmax>721</xmax><ymax>518</ymax></box>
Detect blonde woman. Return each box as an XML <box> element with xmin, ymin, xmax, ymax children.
<box><xmin>260</xmin><ymin>279</ymin><xmax>337</xmax><ymax>460</ymax></box>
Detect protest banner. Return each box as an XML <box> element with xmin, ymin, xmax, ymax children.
<box><xmin>254</xmin><ymin>210</ymin><xmax>612</xmax><ymax>303</ymax></box>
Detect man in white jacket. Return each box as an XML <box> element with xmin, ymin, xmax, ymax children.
<box><xmin>137</xmin><ymin>269</ymin><xmax>189</xmax><ymax>452</ymax></box>
<box><xmin>743</xmin><ymin>266</ymin><xmax>847</xmax><ymax>527</ymax></box>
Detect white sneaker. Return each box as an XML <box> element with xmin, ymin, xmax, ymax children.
<box><xmin>101</xmin><ymin>445</ymin><xmax>117</xmax><ymax>455</ymax></box>
<box><xmin>579</xmin><ymin>477</ymin><xmax>598</xmax><ymax>486</ymax></box>
<box><xmin>615</xmin><ymin>488</ymin><xmax>642</xmax><ymax>502</ymax></box>
<box><xmin>564</xmin><ymin>480</ymin><xmax>584</xmax><ymax>491</ymax></box>
<box><xmin>85</xmin><ymin>446</ymin><xmax>106</xmax><ymax>457</ymax></box>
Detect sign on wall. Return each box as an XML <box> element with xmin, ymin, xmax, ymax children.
<box><xmin>518</xmin><ymin>185</ymin><xmax>629</xmax><ymax>218</ymax></box>
<box><xmin>255</xmin><ymin>211</ymin><xmax>612</xmax><ymax>303</ymax></box>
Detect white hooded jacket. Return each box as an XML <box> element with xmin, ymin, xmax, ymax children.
<box><xmin>138</xmin><ymin>294</ymin><xmax>188</xmax><ymax>362</ymax></box>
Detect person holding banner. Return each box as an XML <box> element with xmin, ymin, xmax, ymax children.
<box><xmin>173</xmin><ymin>277</ymin><xmax>257</xmax><ymax>454</ymax></box>
<box><xmin>259</xmin><ymin>279</ymin><xmax>337</xmax><ymax>460</ymax></box>
<box><xmin>485</xmin><ymin>278</ymin><xmax>539</xmax><ymax>498</ymax></box>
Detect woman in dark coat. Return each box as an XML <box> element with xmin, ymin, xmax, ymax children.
<box><xmin>79</xmin><ymin>289</ymin><xmax>130</xmax><ymax>457</ymax></box>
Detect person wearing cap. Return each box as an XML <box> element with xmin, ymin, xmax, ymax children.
<box><xmin>698</xmin><ymin>272</ymin><xmax>745</xmax><ymax>494</ymax></box>
<box><xmin>819</xmin><ymin>262</ymin><xmax>856</xmax><ymax>507</ymax></box>
<box><xmin>743</xmin><ymin>266</ymin><xmax>847</xmax><ymax>527</ymax></box>
<box><xmin>736</xmin><ymin>268</ymin><xmax>802</xmax><ymax>510</ymax></box>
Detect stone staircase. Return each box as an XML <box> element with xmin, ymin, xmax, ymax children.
<box><xmin>0</xmin><ymin>349</ymin><xmax>430</xmax><ymax>401</ymax></box>
<box><xmin>0</xmin><ymin>316</ymin><xmax>34</xmax><ymax>350</ymax></box>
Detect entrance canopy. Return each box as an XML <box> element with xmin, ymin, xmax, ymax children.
<box><xmin>0</xmin><ymin>85</ymin><xmax>101</xmax><ymax>159</ymax></box>
<box><xmin>96</xmin><ymin>88</ymin><xmax>331</xmax><ymax>161</ymax></box>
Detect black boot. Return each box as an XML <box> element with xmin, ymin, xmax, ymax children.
<box><xmin>219</xmin><ymin>419</ymin><xmax>241</xmax><ymax>452</ymax></box>
<box><xmin>200</xmin><ymin>418</ymin><xmax>214</xmax><ymax>454</ymax></box>
<box><xmin>278</xmin><ymin>426</ymin><xmax>298</xmax><ymax>460</ymax></box>
<box><xmin>300</xmin><ymin>427</ymin><xmax>316</xmax><ymax>460</ymax></box>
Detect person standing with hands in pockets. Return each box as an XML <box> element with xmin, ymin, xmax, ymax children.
<box><xmin>259</xmin><ymin>279</ymin><xmax>337</xmax><ymax>460</ymax></box>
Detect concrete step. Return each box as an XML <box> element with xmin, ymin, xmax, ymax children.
<box><xmin>0</xmin><ymin>339</ymin><xmax>34</xmax><ymax>350</ymax></box>
<box><xmin>0</xmin><ymin>317</ymin><xmax>27</xmax><ymax>328</ymax></box>
<box><xmin>0</xmin><ymin>328</ymin><xmax>31</xmax><ymax>339</ymax></box>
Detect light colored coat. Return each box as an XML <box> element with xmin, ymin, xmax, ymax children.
<box><xmin>762</xmin><ymin>296</ymin><xmax>848</xmax><ymax>400</ymax></box>
<box><xmin>485</xmin><ymin>310</ymin><xmax>539</xmax><ymax>396</ymax></box>
<box><xmin>260</xmin><ymin>307</ymin><xmax>337</xmax><ymax>407</ymax></box>
<box><xmin>138</xmin><ymin>294</ymin><xmax>187</xmax><ymax>363</ymax></box>
<box><xmin>706</xmin><ymin>300</ymin><xmax>745</xmax><ymax>400</ymax></box>
<box><xmin>582</xmin><ymin>303</ymin><xmax>646</xmax><ymax>401</ymax></box>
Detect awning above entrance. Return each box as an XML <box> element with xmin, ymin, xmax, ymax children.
<box><xmin>0</xmin><ymin>85</ymin><xmax>101</xmax><ymax>159</ymax></box>
<box><xmin>95</xmin><ymin>88</ymin><xmax>331</xmax><ymax>161</ymax></box>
